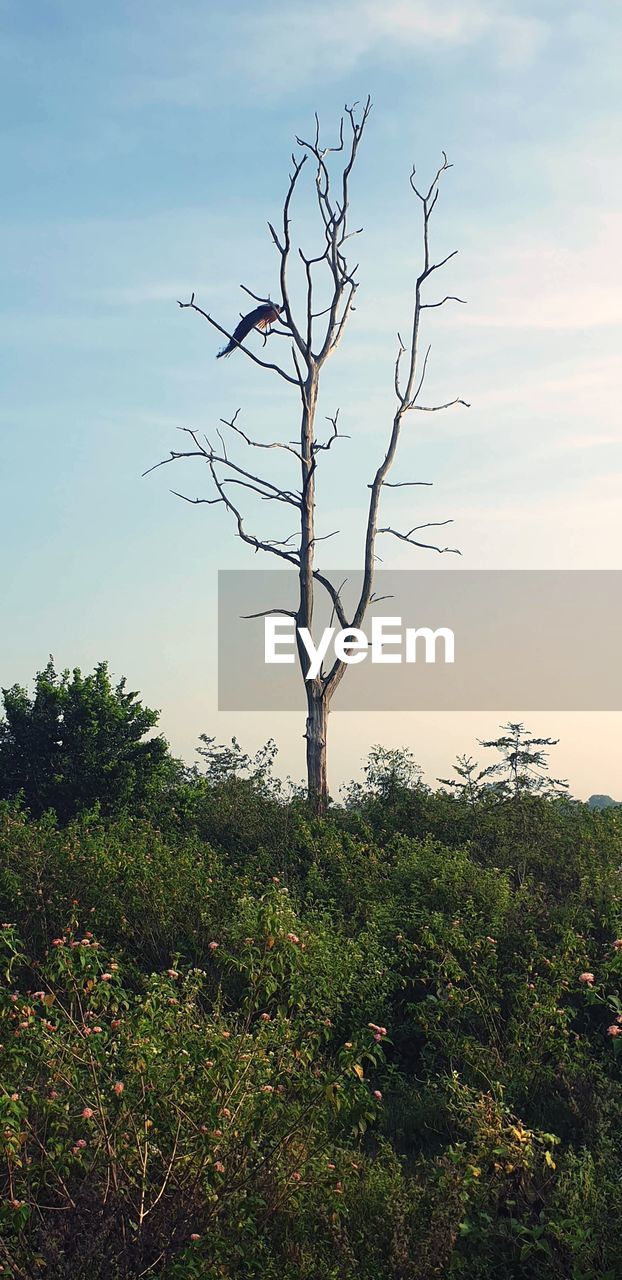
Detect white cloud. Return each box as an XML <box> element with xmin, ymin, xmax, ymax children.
<box><xmin>239</xmin><ymin>1</ymin><xmax>547</xmax><ymax>87</ymax></box>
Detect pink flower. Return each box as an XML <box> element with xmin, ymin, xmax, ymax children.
<box><xmin>368</xmin><ymin>1023</ymin><xmax>387</xmax><ymax>1036</ymax></box>
<box><xmin>579</xmin><ymin>972</ymin><xmax>595</xmax><ymax>986</ymax></box>
<box><xmin>209</xmin><ymin>941</ymin><xmax>219</xmax><ymax>951</ymax></box>
<box><xmin>82</xmin><ymin>1107</ymin><xmax>94</xmax><ymax>1119</ymax></box>
<box><xmin>373</xmin><ymin>1090</ymin><xmax>382</xmax><ymax>1100</ymax></box>
<box><xmin>52</xmin><ymin>938</ymin><xmax>64</xmax><ymax>947</ymax></box>
<box><xmin>260</xmin><ymin>1012</ymin><xmax>271</xmax><ymax>1021</ymax></box>
<box><xmin>261</xmin><ymin>1084</ymin><xmax>274</xmax><ymax>1093</ymax></box>
<box><xmin>49</xmin><ymin>1090</ymin><xmax>59</xmax><ymax>1100</ymax></box>
<box><xmin>75</xmin><ymin>1138</ymin><xmax>87</xmax><ymax>1149</ymax></box>
<box><xmin>374</xmin><ymin>1033</ymin><xmax>382</xmax><ymax>1042</ymax></box>
<box><xmin>286</xmin><ymin>933</ymin><xmax>300</xmax><ymax>944</ymax></box>
<box><xmin>111</xmin><ymin>1019</ymin><xmax>121</xmax><ymax>1030</ymax></box>
<box><xmin>214</xmin><ymin>1160</ymin><xmax>225</xmax><ymax>1173</ymax></box>
<box><xmin>167</xmin><ymin>969</ymin><xmax>179</xmax><ymax>979</ymax></box>
<box><xmin>113</xmin><ymin>1082</ymin><xmax>124</xmax><ymax>1095</ymax></box>
<box><xmin>101</xmin><ymin>973</ymin><xmax>112</xmax><ymax>982</ymax></box>
<box><xmin>10</xmin><ymin>1092</ymin><xmax>19</xmax><ymax>1102</ymax></box>
<box><xmin>607</xmin><ymin>1024</ymin><xmax>622</xmax><ymax>1036</ymax></box>
<box><xmin>92</xmin><ymin>1026</ymin><xmax>103</xmax><ymax>1034</ymax></box>
<box><xmin>344</xmin><ymin>1041</ymin><xmax>353</xmax><ymax>1049</ymax></box>
<box><xmin>291</xmin><ymin>1171</ymin><xmax>301</xmax><ymax>1181</ymax></box>
<box><xmin>613</xmin><ymin>940</ymin><xmax>622</xmax><ymax>951</ymax></box>
<box><xmin>190</xmin><ymin>1233</ymin><xmax>201</xmax><ymax>1241</ymax></box>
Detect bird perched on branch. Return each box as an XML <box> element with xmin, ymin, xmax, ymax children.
<box><xmin>217</xmin><ymin>301</ymin><xmax>283</xmax><ymax>358</ymax></box>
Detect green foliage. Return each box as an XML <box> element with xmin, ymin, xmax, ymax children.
<box><xmin>1</xmin><ymin>713</ymin><xmax>622</xmax><ymax>1276</ymax></box>
<box><xmin>0</xmin><ymin>660</ymin><xmax>176</xmax><ymax>821</ymax></box>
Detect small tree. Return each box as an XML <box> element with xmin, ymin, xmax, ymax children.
<box><xmin>150</xmin><ymin>99</ymin><xmax>468</xmax><ymax>814</ymax></box>
<box><xmin>476</xmin><ymin>722</ymin><xmax>569</xmax><ymax>800</ymax></box>
<box><xmin>0</xmin><ymin>659</ymin><xmax>172</xmax><ymax>821</ymax></box>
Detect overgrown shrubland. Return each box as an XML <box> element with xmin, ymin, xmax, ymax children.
<box><xmin>1</xmin><ymin>673</ymin><xmax>622</xmax><ymax>1276</ymax></box>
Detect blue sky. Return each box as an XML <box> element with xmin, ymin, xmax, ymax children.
<box><xmin>1</xmin><ymin>0</ymin><xmax>621</xmax><ymax>797</ymax></box>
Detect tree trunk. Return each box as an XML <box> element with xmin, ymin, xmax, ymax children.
<box><xmin>305</xmin><ymin>682</ymin><xmax>328</xmax><ymax>817</ymax></box>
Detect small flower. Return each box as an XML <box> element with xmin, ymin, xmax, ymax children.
<box><xmin>613</xmin><ymin>940</ymin><xmax>622</xmax><ymax>951</ymax></box>
<box><xmin>368</xmin><ymin>1023</ymin><xmax>387</xmax><ymax>1036</ymax></box>
<box><xmin>75</xmin><ymin>1138</ymin><xmax>87</xmax><ymax>1149</ymax></box>
<box><xmin>190</xmin><ymin>1233</ymin><xmax>201</xmax><ymax>1241</ymax></box>
<box><xmin>607</xmin><ymin>1024</ymin><xmax>622</xmax><ymax>1036</ymax></box>
<box><xmin>113</xmin><ymin>1082</ymin><xmax>124</xmax><ymax>1095</ymax></box>
<box><xmin>10</xmin><ymin>1092</ymin><xmax>19</xmax><ymax>1102</ymax></box>
<box><xmin>49</xmin><ymin>1090</ymin><xmax>59</xmax><ymax>1100</ymax></box>
<box><xmin>286</xmin><ymin>932</ymin><xmax>300</xmax><ymax>944</ymax></box>
<box><xmin>92</xmin><ymin>1026</ymin><xmax>103</xmax><ymax>1034</ymax></box>
<box><xmin>51</xmin><ymin>938</ymin><xmax>64</xmax><ymax>947</ymax></box>
<box><xmin>214</xmin><ymin>1160</ymin><xmax>225</xmax><ymax>1173</ymax></box>
<box><xmin>111</xmin><ymin>1019</ymin><xmax>121</xmax><ymax>1030</ymax></box>
<box><xmin>344</xmin><ymin>1041</ymin><xmax>353</xmax><ymax>1049</ymax></box>
<box><xmin>260</xmin><ymin>1012</ymin><xmax>271</xmax><ymax>1021</ymax></box>
<box><xmin>261</xmin><ymin>1084</ymin><xmax>274</xmax><ymax>1093</ymax></box>
<box><xmin>82</xmin><ymin>1107</ymin><xmax>94</xmax><ymax>1119</ymax></box>
<box><xmin>334</xmin><ymin>1181</ymin><xmax>343</xmax><ymax>1194</ymax></box>
<box><xmin>167</xmin><ymin>969</ymin><xmax>179</xmax><ymax>979</ymax></box>
<box><xmin>208</xmin><ymin>941</ymin><xmax>219</xmax><ymax>951</ymax></box>
<box><xmin>110</xmin><ymin>963</ymin><xmax>119</xmax><ymax>970</ymax></box>
<box><xmin>291</xmin><ymin>1171</ymin><xmax>301</xmax><ymax>1181</ymax></box>
<box><xmin>374</xmin><ymin>1033</ymin><xmax>382</xmax><ymax>1042</ymax></box>
<box><xmin>101</xmin><ymin>973</ymin><xmax>112</xmax><ymax>982</ymax></box>
<box><xmin>373</xmin><ymin>1089</ymin><xmax>382</xmax><ymax>1100</ymax></box>
<box><xmin>579</xmin><ymin>972</ymin><xmax>595</xmax><ymax>985</ymax></box>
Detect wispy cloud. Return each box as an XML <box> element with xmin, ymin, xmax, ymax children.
<box><xmin>122</xmin><ymin>0</ymin><xmax>548</xmax><ymax>107</ymax></box>
<box><xmin>234</xmin><ymin>1</ymin><xmax>548</xmax><ymax>90</ymax></box>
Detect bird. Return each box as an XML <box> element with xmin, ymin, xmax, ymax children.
<box><xmin>217</xmin><ymin>301</ymin><xmax>283</xmax><ymax>358</ymax></box>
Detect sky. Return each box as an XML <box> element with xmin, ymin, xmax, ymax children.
<box><xmin>1</xmin><ymin>0</ymin><xmax>621</xmax><ymax>799</ymax></box>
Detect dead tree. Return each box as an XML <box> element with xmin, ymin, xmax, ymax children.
<box><xmin>147</xmin><ymin>98</ymin><xmax>468</xmax><ymax>816</ymax></box>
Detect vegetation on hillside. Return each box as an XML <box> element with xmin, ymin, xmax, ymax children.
<box><xmin>1</xmin><ymin>663</ymin><xmax>621</xmax><ymax>1278</ymax></box>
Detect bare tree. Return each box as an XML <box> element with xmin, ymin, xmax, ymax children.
<box><xmin>147</xmin><ymin>98</ymin><xmax>468</xmax><ymax>816</ymax></box>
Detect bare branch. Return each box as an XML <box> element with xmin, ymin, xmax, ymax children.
<box><xmin>378</xmin><ymin>520</ymin><xmax>461</xmax><ymax>556</ymax></box>
<box><xmin>421</xmin><ymin>294</ymin><xmax>467</xmax><ymax>309</ymax></box>
<box><xmin>411</xmin><ymin>397</ymin><xmax>471</xmax><ymax>412</ymax></box>
<box><xmin>241</xmin><ymin>608</ymin><xmax>297</xmax><ymax>620</ymax></box>
<box><xmin>380</xmin><ymin>480</ymin><xmax>433</xmax><ymax>488</ymax></box>
<box><xmin>222</xmin><ymin>409</ymin><xmax>303</xmax><ymax>461</ymax></box>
